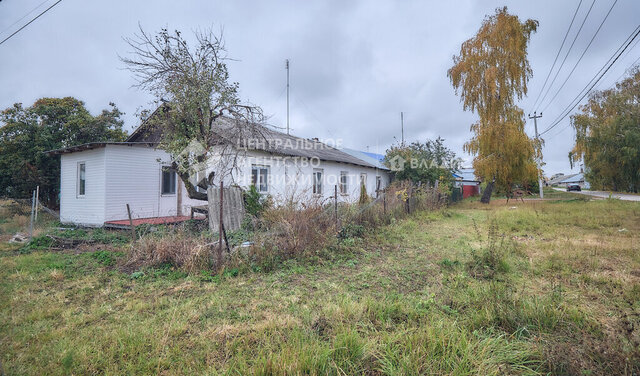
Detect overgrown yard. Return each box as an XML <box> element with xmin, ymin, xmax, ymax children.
<box><xmin>1</xmin><ymin>197</ymin><xmax>639</xmax><ymax>375</ymax></box>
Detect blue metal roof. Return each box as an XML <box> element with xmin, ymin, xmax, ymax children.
<box><xmin>362</xmin><ymin>151</ymin><xmax>385</xmax><ymax>162</ymax></box>
<box><xmin>456</xmin><ymin>168</ymin><xmax>479</xmax><ymax>181</ymax></box>
<box><xmin>339</xmin><ymin>147</ymin><xmax>389</xmax><ymax>170</ymax></box>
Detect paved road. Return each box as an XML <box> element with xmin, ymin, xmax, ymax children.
<box><xmin>553</xmin><ymin>188</ymin><xmax>640</xmax><ymax>202</ymax></box>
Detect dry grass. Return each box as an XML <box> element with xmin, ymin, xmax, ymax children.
<box><xmin>0</xmin><ymin>200</ymin><xmax>30</xmax><ymax>235</ymax></box>
<box><xmin>257</xmin><ymin>203</ymin><xmax>337</xmax><ymax>258</ymax></box>
<box><xmin>2</xmin><ymin>195</ymin><xmax>639</xmax><ymax>375</ymax></box>
<box><xmin>125</xmin><ymin>230</ymin><xmax>213</xmax><ymax>273</ymax></box>
<box><xmin>0</xmin><ymin>199</ymin><xmax>58</xmax><ymax>237</ymax></box>
<box><xmin>342</xmin><ymin>182</ymin><xmax>447</xmax><ymax>230</ymax></box>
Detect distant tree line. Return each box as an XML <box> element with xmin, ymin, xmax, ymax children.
<box><xmin>384</xmin><ymin>137</ymin><xmax>461</xmax><ymax>188</ymax></box>
<box><xmin>0</xmin><ymin>97</ymin><xmax>127</xmax><ymax>207</ymax></box>
<box><xmin>570</xmin><ymin>69</ymin><xmax>640</xmax><ymax>193</ymax></box>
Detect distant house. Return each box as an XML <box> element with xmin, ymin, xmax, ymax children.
<box><xmin>549</xmin><ymin>173</ymin><xmax>565</xmax><ymax>182</ymax></box>
<box><xmin>548</xmin><ymin>173</ymin><xmax>576</xmax><ymax>186</ymax></box>
<box><xmin>548</xmin><ymin>171</ymin><xmax>590</xmax><ymax>189</ymax></box>
<box><xmin>557</xmin><ymin>173</ymin><xmax>590</xmax><ymax>189</ymax></box>
<box><xmin>453</xmin><ymin>168</ymin><xmax>481</xmax><ymax>198</ymax></box>
<box><xmin>47</xmin><ymin>118</ymin><xmax>391</xmax><ymax>227</ymax></box>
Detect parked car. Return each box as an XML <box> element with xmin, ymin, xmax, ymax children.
<box><xmin>566</xmin><ymin>184</ymin><xmax>581</xmax><ymax>192</ymax></box>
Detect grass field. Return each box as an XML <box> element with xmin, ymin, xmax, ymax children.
<box><xmin>1</xmin><ymin>195</ymin><xmax>639</xmax><ymax>375</ymax></box>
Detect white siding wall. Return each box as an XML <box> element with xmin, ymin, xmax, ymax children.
<box><xmin>104</xmin><ymin>145</ymin><xmax>206</xmax><ymax>221</ymax></box>
<box><xmin>60</xmin><ymin>145</ymin><xmax>389</xmax><ymax>226</ymax></box>
<box><xmin>60</xmin><ymin>148</ymin><xmax>106</xmax><ymax>226</ymax></box>
<box><xmin>210</xmin><ymin>150</ymin><xmax>391</xmax><ymax>204</ymax></box>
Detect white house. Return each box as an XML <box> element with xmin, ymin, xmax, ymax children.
<box><xmin>557</xmin><ymin>172</ymin><xmax>590</xmax><ymax>189</ymax></box>
<box><xmin>48</xmin><ymin>119</ymin><xmax>391</xmax><ymax>227</ymax></box>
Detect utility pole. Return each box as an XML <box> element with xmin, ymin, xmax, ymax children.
<box><xmin>528</xmin><ymin>111</ymin><xmax>544</xmax><ymax>199</ymax></box>
<box><xmin>286</xmin><ymin>59</ymin><xmax>290</xmax><ymax>135</ymax></box>
<box><xmin>400</xmin><ymin>111</ymin><xmax>404</xmax><ymax>146</ymax></box>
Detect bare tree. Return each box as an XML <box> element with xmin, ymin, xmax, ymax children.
<box><xmin>121</xmin><ymin>26</ymin><xmax>267</xmax><ymax>200</ymax></box>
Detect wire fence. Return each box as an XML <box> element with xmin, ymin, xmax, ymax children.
<box><xmin>0</xmin><ymin>181</ymin><xmax>463</xmax><ymax>261</ymax></box>
<box><xmin>0</xmin><ymin>190</ymin><xmax>60</xmax><ymax>243</ymax></box>
<box><xmin>336</xmin><ymin>181</ymin><xmax>454</xmax><ymax>229</ymax></box>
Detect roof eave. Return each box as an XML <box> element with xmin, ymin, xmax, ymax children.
<box><xmin>45</xmin><ymin>142</ymin><xmax>159</xmax><ymax>155</ymax></box>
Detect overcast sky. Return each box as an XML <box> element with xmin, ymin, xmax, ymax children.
<box><xmin>1</xmin><ymin>0</ymin><xmax>639</xmax><ymax>175</ymax></box>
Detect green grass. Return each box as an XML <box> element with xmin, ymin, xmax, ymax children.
<box><xmin>1</xmin><ymin>197</ymin><xmax>639</xmax><ymax>374</ymax></box>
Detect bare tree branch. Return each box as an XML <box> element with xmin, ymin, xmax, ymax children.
<box><xmin>121</xmin><ymin>25</ymin><xmax>268</xmax><ymax>200</ymax></box>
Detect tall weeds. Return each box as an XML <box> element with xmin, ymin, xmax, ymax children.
<box><xmin>255</xmin><ymin>202</ymin><xmax>336</xmax><ymax>258</ymax></box>
<box><xmin>124</xmin><ymin>180</ymin><xmax>451</xmax><ymax>274</ymax></box>
<box><xmin>124</xmin><ymin>227</ymin><xmax>213</xmax><ymax>273</ymax></box>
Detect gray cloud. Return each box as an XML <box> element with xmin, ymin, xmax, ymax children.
<box><xmin>1</xmin><ymin>0</ymin><xmax>638</xmax><ymax>175</ymax></box>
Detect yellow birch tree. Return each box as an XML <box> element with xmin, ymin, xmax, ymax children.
<box><xmin>448</xmin><ymin>7</ymin><xmax>541</xmax><ymax>203</ymax></box>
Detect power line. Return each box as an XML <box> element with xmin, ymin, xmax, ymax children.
<box><xmin>535</xmin><ymin>0</ymin><xmax>596</xmax><ymax>112</ymax></box>
<box><xmin>539</xmin><ymin>0</ymin><xmax>618</xmax><ymax>113</ymax></box>
<box><xmin>529</xmin><ymin>0</ymin><xmax>583</xmax><ymax>112</ymax></box>
<box><xmin>0</xmin><ymin>0</ymin><xmax>51</xmax><ymax>37</ymax></box>
<box><xmin>545</xmin><ymin>120</ymin><xmax>574</xmax><ymax>140</ymax></box>
<box><xmin>540</xmin><ymin>25</ymin><xmax>640</xmax><ymax>137</ymax></box>
<box><xmin>542</xmin><ymin>25</ymin><xmax>640</xmax><ymax>137</ymax></box>
<box><xmin>598</xmin><ymin>37</ymin><xmax>640</xmax><ymax>90</ymax></box>
<box><xmin>545</xmin><ymin>39</ymin><xmax>640</xmax><ymax>140</ymax></box>
<box><xmin>540</xmin><ymin>27</ymin><xmax>637</xmax><ymax>138</ymax></box>
<box><xmin>0</xmin><ymin>0</ymin><xmax>62</xmax><ymax>47</ymax></box>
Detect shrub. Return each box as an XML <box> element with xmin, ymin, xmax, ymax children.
<box><xmin>19</xmin><ymin>234</ymin><xmax>53</xmax><ymax>252</ymax></box>
<box><xmin>338</xmin><ymin>223</ymin><xmax>366</xmax><ymax>240</ymax></box>
<box><xmin>244</xmin><ymin>185</ymin><xmax>271</xmax><ymax>217</ymax></box>
<box><xmin>358</xmin><ymin>182</ymin><xmax>370</xmax><ymax>205</ymax></box>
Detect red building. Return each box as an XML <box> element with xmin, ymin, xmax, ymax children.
<box><xmin>454</xmin><ymin>168</ymin><xmax>481</xmax><ymax>199</ymax></box>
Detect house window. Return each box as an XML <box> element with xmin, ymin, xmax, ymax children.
<box><xmin>77</xmin><ymin>162</ymin><xmax>86</xmax><ymax>196</ymax></box>
<box><xmin>161</xmin><ymin>166</ymin><xmax>177</xmax><ymax>195</ymax></box>
<box><xmin>376</xmin><ymin>176</ymin><xmax>382</xmax><ymax>197</ymax></box>
<box><xmin>251</xmin><ymin>165</ymin><xmax>269</xmax><ymax>193</ymax></box>
<box><xmin>339</xmin><ymin>171</ymin><xmax>348</xmax><ymax>194</ymax></box>
<box><xmin>313</xmin><ymin>169</ymin><xmax>323</xmax><ymax>195</ymax></box>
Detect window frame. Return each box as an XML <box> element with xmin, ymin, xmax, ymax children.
<box><xmin>161</xmin><ymin>166</ymin><xmax>177</xmax><ymax>196</ymax></box>
<box><xmin>251</xmin><ymin>164</ymin><xmax>270</xmax><ymax>193</ymax></box>
<box><xmin>313</xmin><ymin>168</ymin><xmax>323</xmax><ymax>195</ymax></box>
<box><xmin>77</xmin><ymin>162</ymin><xmax>86</xmax><ymax>197</ymax></box>
<box><xmin>339</xmin><ymin>171</ymin><xmax>349</xmax><ymax>195</ymax></box>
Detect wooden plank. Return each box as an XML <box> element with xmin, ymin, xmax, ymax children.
<box><xmin>207</xmin><ymin>186</ymin><xmax>245</xmax><ymax>233</ymax></box>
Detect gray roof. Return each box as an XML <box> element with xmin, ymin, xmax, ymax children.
<box><xmin>127</xmin><ymin>114</ymin><xmax>379</xmax><ymax>169</ymax></box>
<box><xmin>559</xmin><ymin>173</ymin><xmax>585</xmax><ymax>183</ymax></box>
<box><xmin>549</xmin><ymin>173</ymin><xmax>579</xmax><ymax>185</ymax></box>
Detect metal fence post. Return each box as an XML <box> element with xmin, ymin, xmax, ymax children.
<box><xmin>29</xmin><ymin>190</ymin><xmax>35</xmax><ymax>240</ymax></box>
<box><xmin>334</xmin><ymin>185</ymin><xmax>338</xmax><ymax>226</ymax></box>
<box><xmin>218</xmin><ymin>181</ymin><xmax>224</xmax><ymax>267</ymax></box>
<box><xmin>34</xmin><ymin>185</ymin><xmax>39</xmax><ymax>222</ymax></box>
